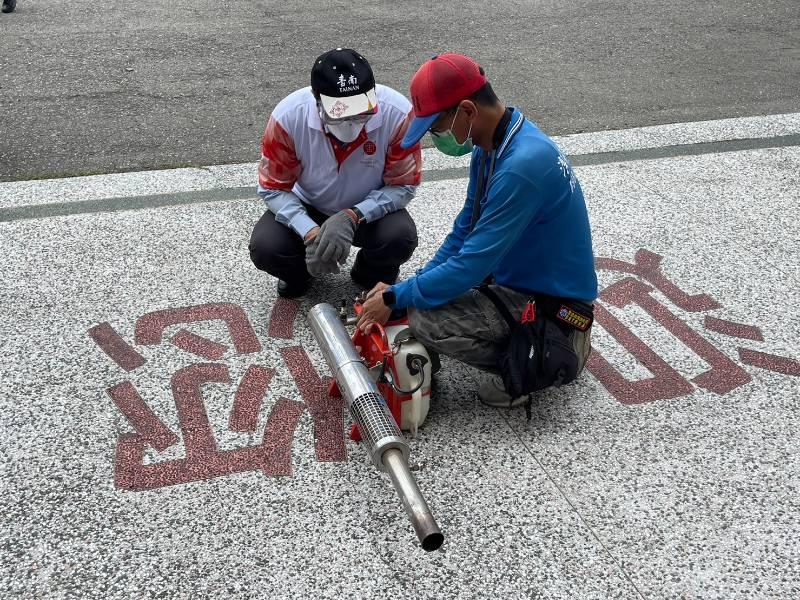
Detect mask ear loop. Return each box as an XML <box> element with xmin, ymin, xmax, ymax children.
<box><xmin>449</xmin><ymin>105</ymin><xmax>460</xmax><ymax>131</ymax></box>
<box><xmin>318</xmin><ymin>103</ymin><xmax>331</xmax><ymax>135</ymax></box>
<box><xmin>451</xmin><ymin>104</ymin><xmax>473</xmax><ymax>144</ymax></box>
<box><xmin>464</xmin><ymin>120</ymin><xmax>473</xmax><ymax>144</ymax></box>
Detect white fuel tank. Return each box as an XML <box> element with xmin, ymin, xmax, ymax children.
<box><xmin>380</xmin><ymin>324</ymin><xmax>432</xmax><ymax>436</ymax></box>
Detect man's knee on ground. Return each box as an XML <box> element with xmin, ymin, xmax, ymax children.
<box><xmin>391</xmin><ymin>214</ymin><xmax>419</xmax><ymax>254</ymax></box>
<box><xmin>249</xmin><ymin>232</ymin><xmax>299</xmax><ymax>273</ymax></box>
<box><xmin>363</xmin><ymin>212</ymin><xmax>418</xmax><ymax>262</ymax></box>
<box><xmin>385</xmin><ymin>233</ymin><xmax>418</xmax><ymax>262</ymax></box>
<box><xmin>248</xmin><ymin>235</ymin><xmax>273</xmax><ymax>271</ymax></box>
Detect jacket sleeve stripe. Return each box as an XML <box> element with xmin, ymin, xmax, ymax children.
<box><xmin>383</xmin><ymin>112</ymin><xmax>422</xmax><ymax>187</ymax></box>
<box><xmin>258</xmin><ymin>116</ymin><xmax>301</xmax><ymax>191</ymax></box>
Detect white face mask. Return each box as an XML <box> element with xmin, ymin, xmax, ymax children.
<box><xmin>324</xmin><ymin>120</ymin><xmax>365</xmax><ymax>143</ymax></box>
<box><xmin>318</xmin><ymin>103</ymin><xmax>372</xmax><ymax>143</ymax></box>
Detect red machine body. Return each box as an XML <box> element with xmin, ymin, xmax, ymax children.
<box><xmin>328</xmin><ymin>301</ymin><xmax>431</xmax><ymax>440</ymax></box>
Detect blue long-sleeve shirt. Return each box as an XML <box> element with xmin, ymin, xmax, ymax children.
<box><xmin>391</xmin><ymin>109</ymin><xmax>597</xmax><ymax>309</ymax></box>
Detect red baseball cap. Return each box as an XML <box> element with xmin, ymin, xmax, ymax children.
<box><xmin>401</xmin><ymin>53</ymin><xmax>488</xmax><ymax>149</ymax></box>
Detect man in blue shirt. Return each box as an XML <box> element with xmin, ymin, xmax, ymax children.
<box><xmin>357</xmin><ymin>53</ymin><xmax>598</xmax><ymax>409</ymax></box>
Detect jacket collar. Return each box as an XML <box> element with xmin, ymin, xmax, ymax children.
<box><xmin>495</xmin><ymin>108</ymin><xmax>524</xmax><ymax>158</ymax></box>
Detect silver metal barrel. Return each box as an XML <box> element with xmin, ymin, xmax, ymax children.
<box><xmin>308</xmin><ymin>303</ymin><xmax>444</xmax><ymax>552</ymax></box>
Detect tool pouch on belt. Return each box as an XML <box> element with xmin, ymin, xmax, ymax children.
<box><xmin>477</xmin><ymin>286</ymin><xmax>593</xmax><ymax>399</ymax></box>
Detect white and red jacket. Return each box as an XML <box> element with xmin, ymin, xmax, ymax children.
<box><xmin>257</xmin><ymin>84</ymin><xmax>422</xmax><ymax>237</ymax></box>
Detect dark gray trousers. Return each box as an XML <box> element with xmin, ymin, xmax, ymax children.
<box><xmin>408</xmin><ymin>284</ymin><xmax>592</xmax><ymax>376</ymax></box>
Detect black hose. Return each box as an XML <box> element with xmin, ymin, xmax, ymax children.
<box><xmin>379</xmin><ymin>356</ymin><xmax>426</xmax><ymax>395</ymax></box>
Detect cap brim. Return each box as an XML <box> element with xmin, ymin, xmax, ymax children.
<box><xmin>319</xmin><ymin>87</ymin><xmax>377</xmax><ymax>119</ymax></box>
<box><xmin>401</xmin><ymin>112</ymin><xmax>440</xmax><ymax>149</ymax></box>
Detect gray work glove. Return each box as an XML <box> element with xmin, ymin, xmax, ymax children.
<box><xmin>305</xmin><ymin>236</ymin><xmax>340</xmax><ymax>277</ymax></box>
<box><xmin>315</xmin><ymin>210</ymin><xmax>357</xmax><ymax>265</ymax></box>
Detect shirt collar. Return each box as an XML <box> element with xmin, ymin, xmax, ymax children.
<box><xmin>496</xmin><ymin>108</ymin><xmax>524</xmax><ymax>158</ymax></box>
<box><xmin>492</xmin><ymin>108</ymin><xmax>514</xmax><ymax>149</ymax></box>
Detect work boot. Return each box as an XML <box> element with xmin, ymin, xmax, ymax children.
<box><xmin>276</xmin><ymin>278</ymin><xmax>311</xmax><ymax>299</ymax></box>
<box><xmin>2</xmin><ymin>0</ymin><xmax>16</xmax><ymax>13</ymax></box>
<box><xmin>478</xmin><ymin>376</ymin><xmax>529</xmax><ymax>408</ymax></box>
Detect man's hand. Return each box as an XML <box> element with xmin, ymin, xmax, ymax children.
<box><xmin>315</xmin><ymin>210</ymin><xmax>358</xmax><ymax>264</ymax></box>
<box><xmin>366</xmin><ymin>282</ymin><xmax>391</xmax><ymax>298</ymax></box>
<box><xmin>305</xmin><ymin>235</ymin><xmax>339</xmax><ymax>276</ymax></box>
<box><xmin>357</xmin><ymin>282</ymin><xmax>392</xmax><ymax>332</ymax></box>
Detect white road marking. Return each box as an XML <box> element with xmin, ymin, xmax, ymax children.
<box><xmin>1</xmin><ymin>113</ymin><xmax>798</xmax><ymax>211</ymax></box>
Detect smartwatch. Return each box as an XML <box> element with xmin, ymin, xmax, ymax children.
<box><xmin>382</xmin><ymin>288</ymin><xmax>397</xmax><ymax>308</ymax></box>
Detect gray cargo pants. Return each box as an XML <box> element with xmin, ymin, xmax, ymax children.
<box><xmin>408</xmin><ymin>284</ymin><xmax>592</xmax><ymax>376</ymax></box>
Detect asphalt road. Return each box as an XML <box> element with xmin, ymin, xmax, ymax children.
<box><xmin>0</xmin><ymin>0</ymin><xmax>798</xmax><ymax>181</ymax></box>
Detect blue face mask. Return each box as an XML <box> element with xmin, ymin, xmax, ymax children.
<box><xmin>431</xmin><ymin>106</ymin><xmax>473</xmax><ymax>156</ymax></box>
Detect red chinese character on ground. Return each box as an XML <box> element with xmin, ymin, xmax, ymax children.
<box><xmin>587</xmin><ymin>249</ymin><xmax>799</xmax><ymax>404</ymax></box>
<box><xmin>88</xmin><ymin>300</ymin><xmax>344</xmax><ymax>491</ymax></box>
<box><xmin>89</xmin><ymin>249</ymin><xmax>800</xmax><ymax>489</ymax></box>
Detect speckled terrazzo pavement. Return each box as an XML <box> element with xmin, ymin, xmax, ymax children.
<box><xmin>1</xmin><ymin>122</ymin><xmax>799</xmax><ymax>598</ymax></box>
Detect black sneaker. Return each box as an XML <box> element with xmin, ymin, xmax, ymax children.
<box><xmin>277</xmin><ymin>278</ymin><xmax>311</xmax><ymax>299</ymax></box>
<box><xmin>2</xmin><ymin>0</ymin><xmax>16</xmax><ymax>13</ymax></box>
